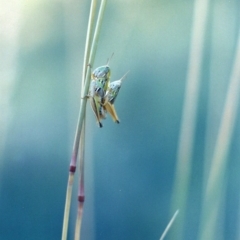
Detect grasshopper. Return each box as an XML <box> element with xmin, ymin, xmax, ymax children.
<box><xmin>87</xmin><ymin>54</ymin><xmax>114</xmax><ymax>127</ymax></box>
<box><xmin>91</xmin><ymin>53</ymin><xmax>114</xmax><ymax>101</ymax></box>
<box><xmin>102</xmin><ymin>71</ymin><xmax>130</xmax><ymax>124</ymax></box>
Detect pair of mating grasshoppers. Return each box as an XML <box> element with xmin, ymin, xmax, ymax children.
<box><xmin>87</xmin><ymin>55</ymin><xmax>129</xmax><ymax>128</ymax></box>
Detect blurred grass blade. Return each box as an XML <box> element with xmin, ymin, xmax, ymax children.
<box><xmin>199</xmin><ymin>32</ymin><xmax>240</xmax><ymax>240</ymax></box>
<box><xmin>0</xmin><ymin>0</ymin><xmax>22</xmax><ymax>169</ymax></box>
<box><xmin>160</xmin><ymin>210</ymin><xmax>179</xmax><ymax>240</ymax></box>
<box><xmin>170</xmin><ymin>0</ymin><xmax>209</xmax><ymax>238</ymax></box>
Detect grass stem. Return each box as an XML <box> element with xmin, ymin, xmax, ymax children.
<box><xmin>160</xmin><ymin>210</ymin><xmax>179</xmax><ymax>240</ymax></box>
<box><xmin>71</xmin><ymin>0</ymin><xmax>108</xmax><ymax>164</ymax></box>
<box><xmin>199</xmin><ymin>32</ymin><xmax>240</xmax><ymax>240</ymax></box>
<box><xmin>74</xmin><ymin>123</ymin><xmax>86</xmax><ymax>240</ymax></box>
<box><xmin>73</xmin><ymin>0</ymin><xmax>98</xmax><ymax>238</ymax></box>
<box><xmin>170</xmin><ymin>0</ymin><xmax>209</xmax><ymax>238</ymax></box>
<box><xmin>62</xmin><ymin>173</ymin><xmax>75</xmax><ymax>240</ymax></box>
<box><xmin>61</xmin><ymin>0</ymin><xmax>107</xmax><ymax>239</ymax></box>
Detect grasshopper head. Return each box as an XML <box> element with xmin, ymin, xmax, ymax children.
<box><xmin>92</xmin><ymin>53</ymin><xmax>113</xmax><ymax>80</ymax></box>
<box><xmin>105</xmin><ymin>71</ymin><xmax>130</xmax><ymax>104</ymax></box>
<box><xmin>92</xmin><ymin>65</ymin><xmax>111</xmax><ymax>79</ymax></box>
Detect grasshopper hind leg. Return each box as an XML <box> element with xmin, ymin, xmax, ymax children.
<box><xmin>103</xmin><ymin>102</ymin><xmax>120</xmax><ymax>124</ymax></box>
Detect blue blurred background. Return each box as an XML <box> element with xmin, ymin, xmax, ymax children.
<box><xmin>1</xmin><ymin>0</ymin><xmax>240</xmax><ymax>239</ymax></box>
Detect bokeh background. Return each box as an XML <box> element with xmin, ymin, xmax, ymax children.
<box><xmin>1</xmin><ymin>0</ymin><xmax>240</xmax><ymax>239</ymax></box>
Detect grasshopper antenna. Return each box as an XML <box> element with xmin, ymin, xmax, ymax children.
<box><xmin>106</xmin><ymin>52</ymin><xmax>114</xmax><ymax>66</ymax></box>
<box><xmin>120</xmin><ymin>70</ymin><xmax>130</xmax><ymax>81</ymax></box>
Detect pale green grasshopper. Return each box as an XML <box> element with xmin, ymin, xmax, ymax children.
<box><xmin>91</xmin><ymin>53</ymin><xmax>114</xmax><ymax>102</ymax></box>
<box><xmin>102</xmin><ymin>71</ymin><xmax>130</xmax><ymax>124</ymax></box>
<box><xmin>88</xmin><ymin>54</ymin><xmax>113</xmax><ymax>127</ymax></box>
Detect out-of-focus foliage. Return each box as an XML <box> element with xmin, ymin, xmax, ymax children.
<box><xmin>1</xmin><ymin>0</ymin><xmax>240</xmax><ymax>239</ymax></box>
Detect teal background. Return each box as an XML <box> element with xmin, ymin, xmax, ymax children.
<box><xmin>1</xmin><ymin>0</ymin><xmax>240</xmax><ymax>239</ymax></box>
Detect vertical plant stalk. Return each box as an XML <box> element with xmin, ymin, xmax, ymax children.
<box><xmin>74</xmin><ymin>124</ymin><xmax>85</xmax><ymax>240</ymax></box>
<box><xmin>61</xmin><ymin>0</ymin><xmax>107</xmax><ymax>239</ymax></box>
<box><xmin>71</xmin><ymin>0</ymin><xmax>108</xmax><ymax>165</ymax></box>
<box><xmin>170</xmin><ymin>0</ymin><xmax>209</xmax><ymax>239</ymax></box>
<box><xmin>159</xmin><ymin>210</ymin><xmax>179</xmax><ymax>240</ymax></box>
<box><xmin>74</xmin><ymin>2</ymin><xmax>97</xmax><ymax>238</ymax></box>
<box><xmin>199</xmin><ymin>33</ymin><xmax>240</xmax><ymax>240</ymax></box>
<box><xmin>82</xmin><ymin>0</ymin><xmax>98</xmax><ymax>80</ymax></box>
